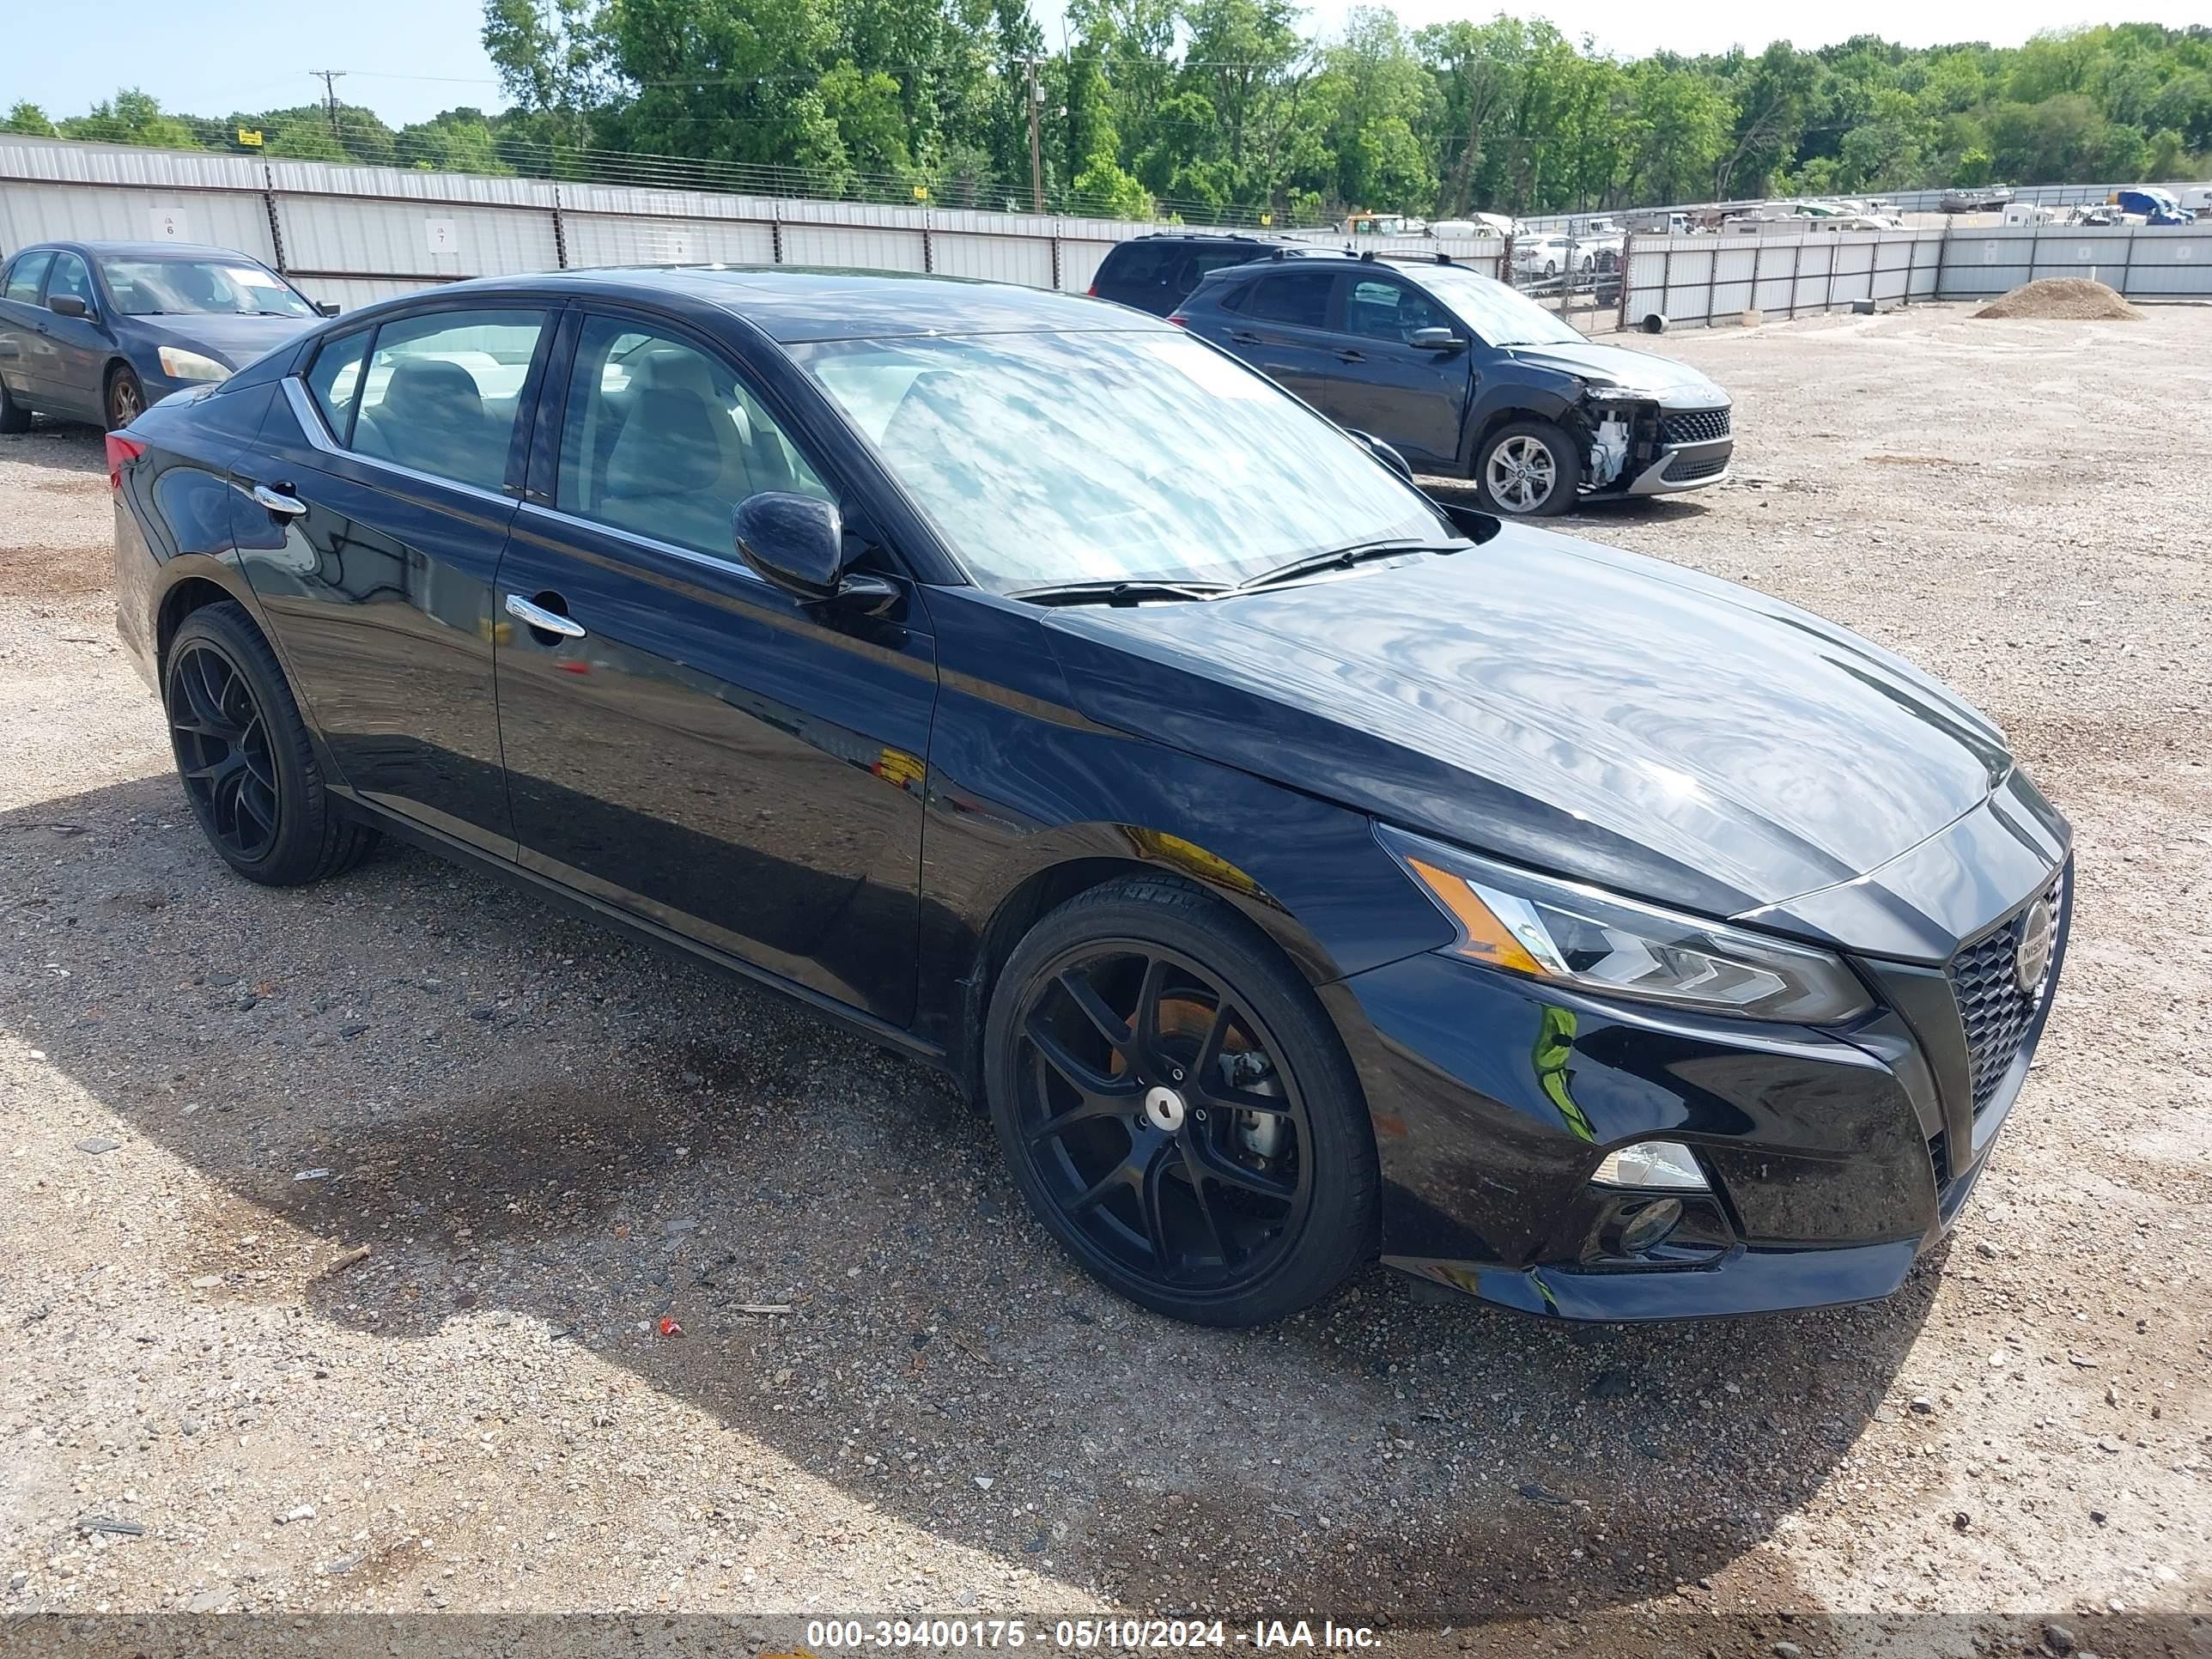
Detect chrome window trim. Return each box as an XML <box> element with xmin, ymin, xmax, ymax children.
<box><xmin>279</xmin><ymin>375</ymin><xmax>521</xmax><ymax>513</ymax></box>
<box><xmin>514</xmin><ymin>496</ymin><xmax>777</xmax><ymax>593</ymax></box>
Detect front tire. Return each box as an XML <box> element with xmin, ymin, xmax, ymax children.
<box><xmin>164</xmin><ymin>601</ymin><xmax>377</xmax><ymax>886</ymax></box>
<box><xmin>983</xmin><ymin>877</ymin><xmax>1378</xmax><ymax>1327</ymax></box>
<box><xmin>1474</xmin><ymin>418</ymin><xmax>1582</xmax><ymax>516</ymax></box>
<box><xmin>0</xmin><ymin>374</ymin><xmax>29</xmax><ymax>434</ymax></box>
<box><xmin>106</xmin><ymin>364</ymin><xmax>146</xmax><ymax>431</ymax></box>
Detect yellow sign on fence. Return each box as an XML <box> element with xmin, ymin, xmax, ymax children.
<box><xmin>237</xmin><ymin>128</ymin><xmax>264</xmax><ymax>147</ymax></box>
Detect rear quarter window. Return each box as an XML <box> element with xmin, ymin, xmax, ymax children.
<box><xmin>1098</xmin><ymin>244</ymin><xmax>1172</xmax><ymax>289</ymax></box>
<box><xmin>304</xmin><ymin>326</ymin><xmax>373</xmax><ymax>444</ymax></box>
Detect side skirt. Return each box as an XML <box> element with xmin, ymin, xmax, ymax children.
<box><xmin>329</xmin><ymin>788</ymin><xmax>952</xmax><ymax>1074</ymax></box>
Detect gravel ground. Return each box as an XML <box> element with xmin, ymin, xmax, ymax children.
<box><xmin>1</xmin><ymin>301</ymin><xmax>2208</xmax><ymax>1658</ymax></box>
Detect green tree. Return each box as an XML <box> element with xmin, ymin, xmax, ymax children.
<box><xmin>59</xmin><ymin>89</ymin><xmax>209</xmax><ymax>150</ymax></box>
<box><xmin>3</xmin><ymin>102</ymin><xmax>58</xmax><ymax>137</ymax></box>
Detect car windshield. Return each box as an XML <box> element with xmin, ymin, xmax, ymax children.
<box><xmin>1401</xmin><ymin>264</ymin><xmax>1585</xmax><ymax>347</ymax></box>
<box><xmin>793</xmin><ymin>328</ymin><xmax>1449</xmax><ymax>593</ymax></box>
<box><xmin>99</xmin><ymin>258</ymin><xmax>316</xmax><ymax>319</ymax></box>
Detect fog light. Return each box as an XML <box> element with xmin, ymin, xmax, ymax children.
<box><xmin>1591</xmin><ymin>1139</ymin><xmax>1708</xmax><ymax>1191</ymax></box>
<box><xmin>1617</xmin><ymin>1197</ymin><xmax>1683</xmax><ymax>1255</ymax></box>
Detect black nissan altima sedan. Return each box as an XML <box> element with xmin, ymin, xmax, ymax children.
<box><xmin>107</xmin><ymin>266</ymin><xmax>2072</xmax><ymax>1327</ymax></box>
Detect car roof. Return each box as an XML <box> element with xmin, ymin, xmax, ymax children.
<box><xmin>17</xmin><ymin>240</ymin><xmax>275</xmax><ymax>262</ymax></box>
<box><xmin>333</xmin><ymin>266</ymin><xmax>1177</xmax><ymax>344</ymax></box>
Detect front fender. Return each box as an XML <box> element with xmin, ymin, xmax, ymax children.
<box><xmin>914</xmin><ymin>589</ymin><xmax>1453</xmax><ymax>1078</ymax></box>
<box><xmin>1459</xmin><ymin>368</ymin><xmax>1587</xmax><ymax>469</ymax></box>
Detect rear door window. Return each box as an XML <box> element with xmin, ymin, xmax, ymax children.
<box><xmin>350</xmin><ymin>308</ymin><xmax>548</xmax><ymax>492</ymax></box>
<box><xmin>3</xmin><ymin>251</ymin><xmax>53</xmax><ymax>304</ymax></box>
<box><xmin>1246</xmin><ymin>270</ymin><xmax>1336</xmax><ymax>330</ymax></box>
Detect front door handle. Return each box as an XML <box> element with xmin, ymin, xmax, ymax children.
<box><xmin>506</xmin><ymin>592</ymin><xmax>586</xmax><ymax>639</ymax></box>
<box><xmin>250</xmin><ymin>483</ymin><xmax>307</xmax><ymax>519</ymax></box>
<box><xmin>1229</xmin><ymin>330</ymin><xmax>1261</xmax><ymax>344</ymax></box>
<box><xmin>1334</xmin><ymin>349</ymin><xmax>1365</xmax><ymax>362</ymax></box>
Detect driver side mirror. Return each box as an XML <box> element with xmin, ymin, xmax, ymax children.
<box><xmin>314</xmin><ymin>301</ymin><xmax>342</xmax><ymax>318</ymax></box>
<box><xmin>732</xmin><ymin>492</ymin><xmax>898</xmax><ymax>616</ymax></box>
<box><xmin>1407</xmin><ymin>326</ymin><xmax>1462</xmax><ymax>352</ymax></box>
<box><xmin>48</xmin><ymin>295</ymin><xmax>91</xmax><ymax>320</ymax></box>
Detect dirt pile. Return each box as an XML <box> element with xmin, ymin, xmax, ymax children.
<box><xmin>1973</xmin><ymin>276</ymin><xmax>2142</xmax><ymax>320</ymax></box>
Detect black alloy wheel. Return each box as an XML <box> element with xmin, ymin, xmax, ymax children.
<box><xmin>168</xmin><ymin>639</ymin><xmax>282</xmax><ymax>863</ymax></box>
<box><xmin>162</xmin><ymin>600</ymin><xmax>379</xmax><ymax>885</ymax></box>
<box><xmin>107</xmin><ymin>366</ymin><xmax>145</xmax><ymax>431</ymax></box>
<box><xmin>986</xmin><ymin>878</ymin><xmax>1377</xmax><ymax>1325</ymax></box>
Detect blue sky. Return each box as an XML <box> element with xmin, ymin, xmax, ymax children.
<box><xmin>7</xmin><ymin>1</ymin><xmax>2206</xmax><ymax>131</ymax></box>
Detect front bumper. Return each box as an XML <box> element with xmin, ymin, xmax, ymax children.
<box><xmin>1327</xmin><ymin>848</ymin><xmax>2070</xmax><ymax>1321</ymax></box>
<box><xmin>1625</xmin><ymin>432</ymin><xmax>1733</xmax><ymax>495</ymax></box>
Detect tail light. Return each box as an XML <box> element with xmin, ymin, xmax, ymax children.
<box><xmin>105</xmin><ymin>433</ymin><xmax>147</xmax><ymax>491</ymax></box>
<box><xmin>1165</xmin><ymin>311</ymin><xmax>1189</xmax><ymax>327</ymax></box>
<box><xmin>1085</xmin><ymin>283</ymin><xmax>1098</xmax><ymax>296</ymax></box>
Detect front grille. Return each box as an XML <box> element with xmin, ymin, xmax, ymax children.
<box><xmin>1662</xmin><ymin>450</ymin><xmax>1729</xmax><ymax>483</ymax></box>
<box><xmin>1660</xmin><ymin>407</ymin><xmax>1731</xmax><ymax>446</ymax></box>
<box><xmin>1949</xmin><ymin>889</ymin><xmax>2057</xmax><ymax>1115</ymax></box>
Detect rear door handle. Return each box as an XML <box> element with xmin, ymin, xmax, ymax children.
<box><xmin>506</xmin><ymin>592</ymin><xmax>586</xmax><ymax>639</ymax></box>
<box><xmin>250</xmin><ymin>483</ymin><xmax>307</xmax><ymax>519</ymax></box>
<box><xmin>1229</xmin><ymin>330</ymin><xmax>1261</xmax><ymax>344</ymax></box>
<box><xmin>1334</xmin><ymin>349</ymin><xmax>1365</xmax><ymax>362</ymax></box>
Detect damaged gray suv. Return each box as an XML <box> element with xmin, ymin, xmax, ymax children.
<box><xmin>1169</xmin><ymin>247</ymin><xmax>1731</xmax><ymax>516</ymax></box>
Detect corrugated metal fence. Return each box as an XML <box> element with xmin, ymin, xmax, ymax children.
<box><xmin>3</xmin><ymin>137</ymin><xmax>2207</xmax><ymax>329</ymax></box>
<box><xmin>0</xmin><ymin>135</ymin><xmax>1171</xmax><ymax>310</ymax></box>
<box><xmin>1622</xmin><ymin>222</ymin><xmax>2212</xmax><ymax>327</ymax></box>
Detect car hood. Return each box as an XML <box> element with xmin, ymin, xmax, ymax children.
<box><xmin>1495</xmin><ymin>341</ymin><xmax>1725</xmax><ymax>404</ymax></box>
<box><xmin>1042</xmin><ymin>527</ymin><xmax>2014</xmax><ymax>927</ymax></box>
<box><xmin>128</xmin><ymin>313</ymin><xmax>318</xmax><ymax>372</ymax></box>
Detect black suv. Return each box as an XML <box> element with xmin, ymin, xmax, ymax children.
<box><xmin>1087</xmin><ymin>231</ymin><xmax>1301</xmax><ymax>317</ymax></box>
<box><xmin>1170</xmin><ymin>249</ymin><xmax>1735</xmax><ymax>516</ymax></box>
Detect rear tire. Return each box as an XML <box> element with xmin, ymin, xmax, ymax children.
<box><xmin>1474</xmin><ymin>418</ymin><xmax>1582</xmax><ymax>517</ymax></box>
<box><xmin>164</xmin><ymin>600</ymin><xmax>377</xmax><ymax>886</ymax></box>
<box><xmin>106</xmin><ymin>364</ymin><xmax>146</xmax><ymax>431</ymax></box>
<box><xmin>0</xmin><ymin>375</ymin><xmax>28</xmax><ymax>434</ymax></box>
<box><xmin>983</xmin><ymin>876</ymin><xmax>1378</xmax><ymax>1327</ymax></box>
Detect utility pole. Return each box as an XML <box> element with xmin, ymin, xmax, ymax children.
<box><xmin>1020</xmin><ymin>57</ymin><xmax>1045</xmax><ymax>215</ymax></box>
<box><xmin>310</xmin><ymin>70</ymin><xmax>347</xmax><ymax>145</ymax></box>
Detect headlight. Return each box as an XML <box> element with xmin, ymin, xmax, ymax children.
<box><xmin>1380</xmin><ymin>826</ymin><xmax>1872</xmax><ymax>1024</ymax></box>
<box><xmin>157</xmin><ymin>346</ymin><xmax>230</xmax><ymax>383</ymax></box>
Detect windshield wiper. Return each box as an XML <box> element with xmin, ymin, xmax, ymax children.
<box><xmin>1224</xmin><ymin>538</ymin><xmax>1467</xmax><ymax>597</ymax></box>
<box><xmin>1007</xmin><ymin>578</ymin><xmax>1233</xmax><ymax>606</ymax></box>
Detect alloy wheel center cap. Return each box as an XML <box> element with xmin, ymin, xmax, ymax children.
<box><xmin>1142</xmin><ymin>1084</ymin><xmax>1188</xmax><ymax>1134</ymax></box>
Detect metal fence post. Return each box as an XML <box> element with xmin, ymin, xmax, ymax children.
<box><xmin>261</xmin><ymin>161</ymin><xmax>285</xmax><ymax>273</ymax></box>
<box><xmin>551</xmin><ymin>183</ymin><xmax>568</xmax><ymax>270</ymax></box>
<box><xmin>2119</xmin><ymin>228</ymin><xmax>2136</xmax><ymax>299</ymax></box>
<box><xmin>1661</xmin><ymin>235</ymin><xmax>1672</xmax><ymax>327</ymax></box>
<box><xmin>1050</xmin><ymin>233</ymin><xmax>1062</xmax><ymax>292</ymax></box>
<box><xmin>1935</xmin><ymin>225</ymin><xmax>1949</xmax><ymax>301</ymax></box>
<box><xmin>1789</xmin><ymin>236</ymin><xmax>1802</xmax><ymax>318</ymax></box>
<box><xmin>922</xmin><ymin>207</ymin><xmax>934</xmax><ymax>275</ymax></box>
<box><xmin>1616</xmin><ymin>233</ymin><xmax>1632</xmax><ymax>331</ymax></box>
